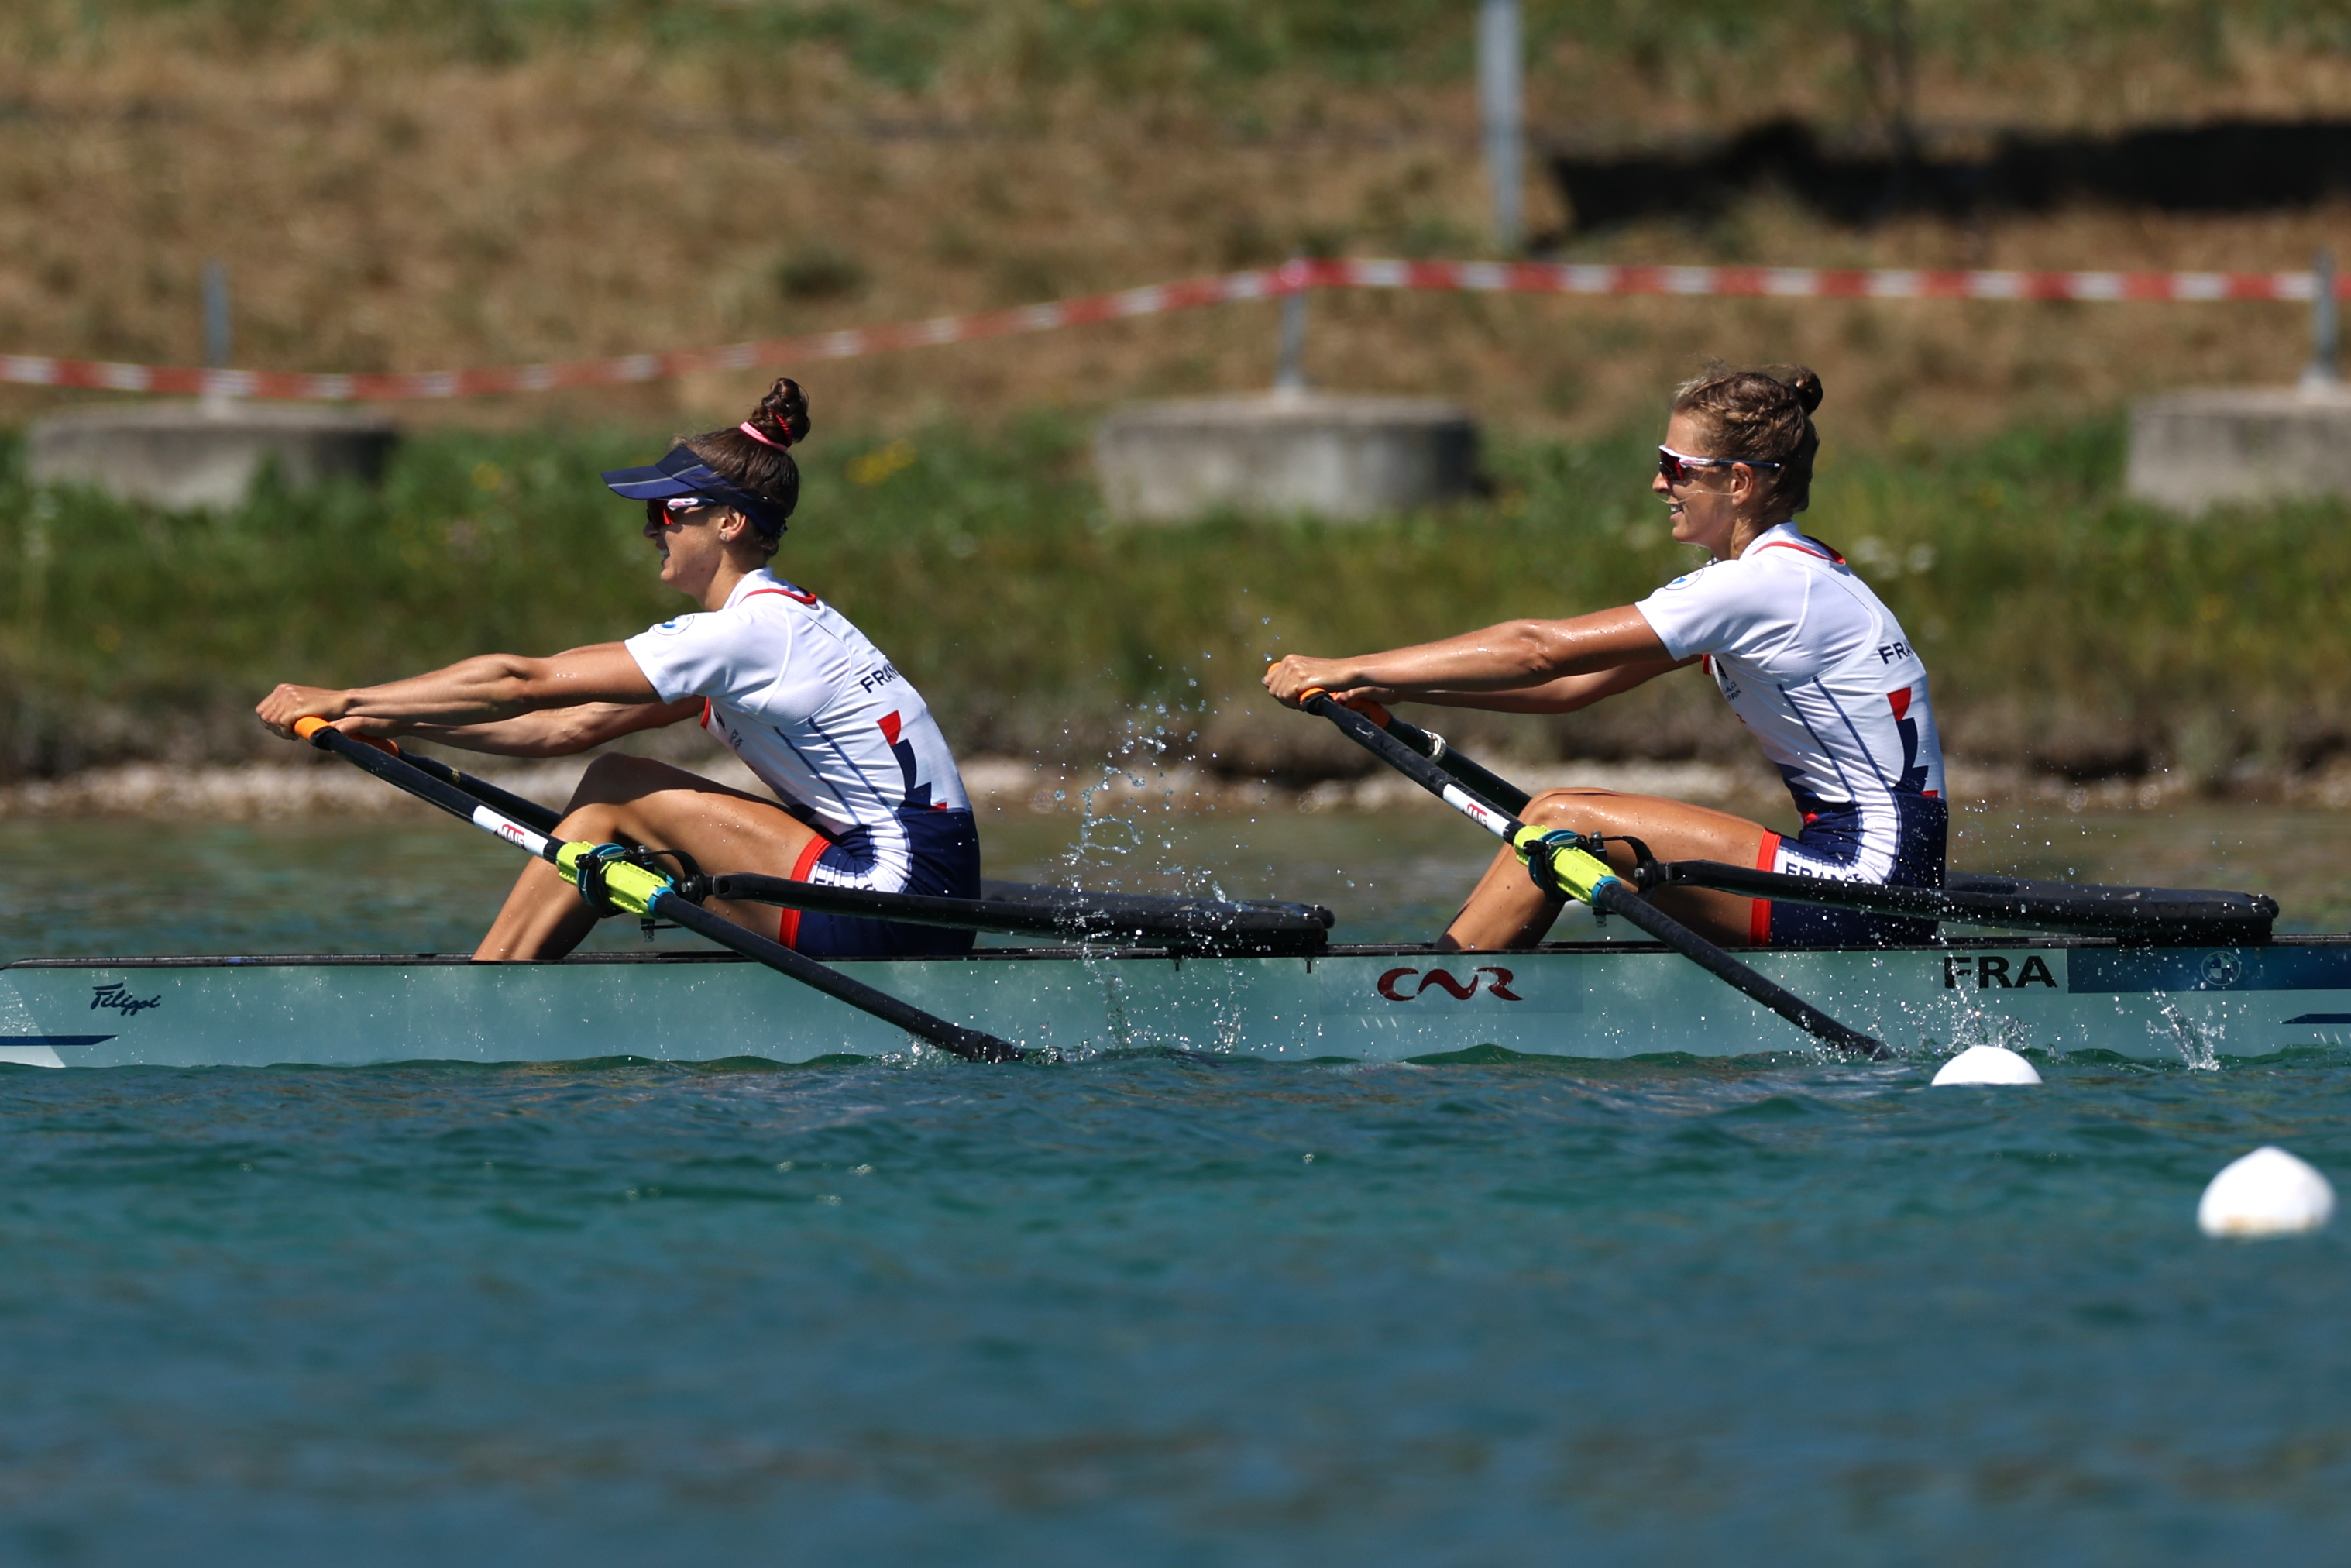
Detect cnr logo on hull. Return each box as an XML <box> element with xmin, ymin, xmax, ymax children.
<box><xmin>1376</xmin><ymin>966</ymin><xmax>1523</xmax><ymax>1002</ymax></box>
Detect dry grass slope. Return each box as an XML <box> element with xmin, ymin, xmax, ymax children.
<box><xmin>3</xmin><ymin>2</ymin><xmax>2351</xmax><ymax>443</ymax></box>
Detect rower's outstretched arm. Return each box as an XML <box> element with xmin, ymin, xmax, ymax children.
<box><xmin>1393</xmin><ymin>655</ymin><xmax>1693</xmax><ymax>714</ymax></box>
<box><xmin>398</xmin><ymin>699</ymin><xmax>705</xmax><ymax>757</ymax></box>
<box><xmin>256</xmin><ymin>643</ymin><xmax>659</xmax><ymax>738</ymax></box>
<box><xmin>1263</xmin><ymin>606</ymin><xmax>1669</xmax><ymax>705</ymax></box>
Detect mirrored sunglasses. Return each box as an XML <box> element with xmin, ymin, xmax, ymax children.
<box><xmin>1657</xmin><ymin>445</ymin><xmax>1784</xmax><ymax>486</ymax></box>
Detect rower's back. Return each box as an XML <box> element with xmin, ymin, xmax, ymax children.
<box><xmin>626</xmin><ymin>566</ymin><xmax>971</xmax><ymax>858</ymax></box>
<box><xmin>1639</xmin><ymin>521</ymin><xmax>1944</xmax><ymax>820</ymax></box>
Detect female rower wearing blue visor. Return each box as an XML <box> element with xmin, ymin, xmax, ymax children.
<box><xmin>256</xmin><ymin>377</ymin><xmax>982</xmax><ymax>961</ymax></box>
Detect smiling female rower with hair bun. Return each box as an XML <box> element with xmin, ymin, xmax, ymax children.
<box><xmin>1264</xmin><ymin>364</ymin><xmax>1945</xmax><ymax>952</ymax></box>
<box><xmin>256</xmin><ymin>377</ymin><xmax>981</xmax><ymax>962</ymax></box>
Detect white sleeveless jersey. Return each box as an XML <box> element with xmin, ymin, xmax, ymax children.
<box><xmin>1634</xmin><ymin>522</ymin><xmax>1944</xmax><ymax>820</ymax></box>
<box><xmin>623</xmin><ymin>569</ymin><xmax>971</xmax><ymax>860</ymax></box>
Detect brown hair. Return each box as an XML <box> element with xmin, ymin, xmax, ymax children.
<box><xmin>1669</xmin><ymin>363</ymin><xmax>1823</xmax><ymax>517</ymax></box>
<box><xmin>679</xmin><ymin>377</ymin><xmax>813</xmax><ymax>545</ymax></box>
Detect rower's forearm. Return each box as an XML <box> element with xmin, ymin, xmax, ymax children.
<box><xmin>1408</xmin><ymin>659</ymin><xmax>1689</xmax><ymax>714</ymax></box>
<box><xmin>405</xmin><ymin>714</ymin><xmax>584</xmax><ymax>757</ymax></box>
<box><xmin>1407</xmin><ymin>685</ymin><xmax>1601</xmax><ymax>714</ymax></box>
<box><xmin>1351</xmin><ymin>622</ymin><xmax>1637</xmax><ymax>693</ymax></box>
<box><xmin>415</xmin><ymin>700</ymin><xmax>683</xmax><ymax>757</ymax></box>
<box><xmin>1328</xmin><ymin>624</ymin><xmax>1560</xmax><ymax>693</ymax></box>
<box><xmin>337</xmin><ymin>655</ymin><xmax>548</xmax><ymax>727</ymax></box>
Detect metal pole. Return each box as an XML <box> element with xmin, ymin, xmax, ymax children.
<box><xmin>1274</xmin><ymin>273</ymin><xmax>1309</xmax><ymax>394</ymax></box>
<box><xmin>201</xmin><ymin>259</ymin><xmax>232</xmax><ymax>372</ymax></box>
<box><xmin>1479</xmin><ymin>0</ymin><xmax>1524</xmax><ymax>256</ymax></box>
<box><xmin>2305</xmin><ymin>246</ymin><xmax>2339</xmax><ymax>392</ymax></box>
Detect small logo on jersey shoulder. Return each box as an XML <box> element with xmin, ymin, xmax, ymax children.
<box><xmin>653</xmin><ymin>614</ymin><xmax>698</xmax><ymax>636</ymax></box>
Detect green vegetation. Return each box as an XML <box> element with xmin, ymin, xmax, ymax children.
<box><xmin>0</xmin><ymin>410</ymin><xmax>2342</xmax><ymax>788</ymax></box>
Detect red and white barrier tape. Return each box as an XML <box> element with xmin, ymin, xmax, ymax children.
<box><xmin>2</xmin><ymin>256</ymin><xmax>2332</xmax><ymax>402</ymax></box>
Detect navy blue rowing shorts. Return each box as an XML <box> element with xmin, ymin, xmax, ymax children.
<box><xmin>1754</xmin><ymin>793</ymin><xmax>1947</xmax><ymax>949</ymax></box>
<box><xmin>772</xmin><ymin>808</ymin><xmax>981</xmax><ymax>960</ymax></box>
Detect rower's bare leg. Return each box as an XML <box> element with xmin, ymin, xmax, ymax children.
<box><xmin>475</xmin><ymin>755</ymin><xmax>823</xmax><ymax>961</ymax></box>
<box><xmin>1439</xmin><ymin>788</ymin><xmax>1772</xmax><ymax>951</ymax></box>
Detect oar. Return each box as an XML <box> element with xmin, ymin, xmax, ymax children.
<box><xmin>1340</xmin><ymin>700</ymin><xmax>1535</xmax><ymax>815</ymax></box>
<box><xmin>1294</xmin><ymin>691</ymin><xmax>1888</xmax><ymax>1058</ymax></box>
<box><xmin>294</xmin><ymin>719</ymin><xmax>1023</xmax><ymax>1064</ymax></box>
<box><xmin>1332</xmin><ymin>701</ymin><xmax>2276</xmax><ymax>944</ymax></box>
<box><xmin>710</xmin><ymin>873</ymin><xmax>1331</xmax><ymax>954</ymax></box>
<box><xmin>1637</xmin><ymin>859</ymin><xmax>2275</xmax><ymax>943</ymax></box>
<box><xmin>394</xmin><ymin>748</ymin><xmax>563</xmax><ymax>837</ymax></box>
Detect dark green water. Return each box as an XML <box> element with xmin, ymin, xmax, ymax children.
<box><xmin>1</xmin><ymin>805</ymin><xmax>2347</xmax><ymax>1564</ymax></box>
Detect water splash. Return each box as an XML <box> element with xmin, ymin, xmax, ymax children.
<box><xmin>1905</xmin><ymin>971</ymin><xmax>2042</xmax><ymax>1064</ymax></box>
<box><xmin>2151</xmin><ymin>996</ymin><xmax>2225</xmax><ymax>1070</ymax></box>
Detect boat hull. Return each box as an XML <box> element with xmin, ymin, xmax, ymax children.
<box><xmin>5</xmin><ymin>937</ymin><xmax>2349</xmax><ymax>1068</ymax></box>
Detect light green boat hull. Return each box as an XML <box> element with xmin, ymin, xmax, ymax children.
<box><xmin>4</xmin><ymin>937</ymin><xmax>2346</xmax><ymax>1068</ymax></box>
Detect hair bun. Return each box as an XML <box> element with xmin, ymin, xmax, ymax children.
<box><xmin>748</xmin><ymin>377</ymin><xmax>813</xmax><ymax>447</ymax></box>
<box><xmin>1784</xmin><ymin>366</ymin><xmax>1824</xmax><ymax>415</ymax></box>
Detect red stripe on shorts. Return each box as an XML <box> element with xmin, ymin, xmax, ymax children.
<box><xmin>775</xmin><ymin>832</ymin><xmax>832</xmax><ymax>950</ymax></box>
<box><xmin>1750</xmin><ymin>830</ymin><xmax>1781</xmax><ymax>946</ymax></box>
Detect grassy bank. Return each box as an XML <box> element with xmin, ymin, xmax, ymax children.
<box><xmin>0</xmin><ymin>410</ymin><xmax>2342</xmax><ymax>790</ymax></box>
<box><xmin>11</xmin><ymin>3</ymin><xmax>2351</xmax><ymax>449</ymax></box>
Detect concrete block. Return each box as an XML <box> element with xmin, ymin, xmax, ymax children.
<box><xmin>2126</xmin><ymin>384</ymin><xmax>2351</xmax><ymax>514</ymax></box>
<box><xmin>1095</xmin><ymin>392</ymin><xmax>1480</xmax><ymax>522</ymax></box>
<box><xmin>27</xmin><ymin>401</ymin><xmax>400</xmax><ymax>511</ymax></box>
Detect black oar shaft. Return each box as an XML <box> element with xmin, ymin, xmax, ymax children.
<box><xmin>297</xmin><ymin>722</ymin><xmax>1022</xmax><ymax>1064</ymax></box>
<box><xmin>648</xmin><ymin>892</ymin><xmax>1021</xmax><ymax>1062</ymax></box>
<box><xmin>710</xmin><ymin>872</ymin><xmax>1328</xmax><ymax>952</ymax></box>
<box><xmin>1653</xmin><ymin>859</ymin><xmax>2273</xmax><ymax>942</ymax></box>
<box><xmin>397</xmin><ymin>750</ymin><xmax>565</xmax><ymax>837</ymax></box>
<box><xmin>1586</xmin><ymin>879</ymin><xmax>1883</xmax><ymax>1055</ymax></box>
<box><xmin>1357</xmin><ymin>704</ymin><xmax>1534</xmax><ymax>816</ymax></box>
<box><xmin>1299</xmin><ymin>693</ymin><xmax>1886</xmax><ymax>1059</ymax></box>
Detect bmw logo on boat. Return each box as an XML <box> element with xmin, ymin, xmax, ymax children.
<box><xmin>2200</xmin><ymin>950</ymin><xmax>2245</xmax><ymax>989</ymax></box>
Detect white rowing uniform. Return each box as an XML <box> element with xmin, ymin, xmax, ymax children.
<box><xmin>1634</xmin><ymin>521</ymin><xmax>1945</xmax><ymax>943</ymax></box>
<box><xmin>621</xmin><ymin>567</ymin><xmax>974</xmax><ymax>904</ymax></box>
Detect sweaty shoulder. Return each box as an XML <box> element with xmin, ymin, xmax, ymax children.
<box><xmin>1634</xmin><ymin>550</ymin><xmax>1806</xmax><ymax>662</ymax></box>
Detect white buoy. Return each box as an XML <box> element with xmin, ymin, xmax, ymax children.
<box><xmin>1930</xmin><ymin>1044</ymin><xmax>2043</xmax><ymax>1086</ymax></box>
<box><xmin>2198</xmin><ymin>1147</ymin><xmax>2336</xmax><ymax>1239</ymax></box>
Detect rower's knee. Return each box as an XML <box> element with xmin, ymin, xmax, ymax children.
<box><xmin>1521</xmin><ymin>787</ymin><xmax>1623</xmax><ymax>830</ymax></box>
<box><xmin>553</xmin><ymin>800</ymin><xmax>625</xmax><ymax>842</ymax></box>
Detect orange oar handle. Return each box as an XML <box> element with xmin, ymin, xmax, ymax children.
<box><xmin>294</xmin><ymin>716</ymin><xmax>400</xmax><ymax>756</ymax></box>
<box><xmin>1292</xmin><ymin>686</ymin><xmax>1392</xmax><ymax>727</ymax></box>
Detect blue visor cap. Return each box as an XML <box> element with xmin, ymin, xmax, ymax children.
<box><xmin>600</xmin><ymin>445</ymin><xmax>789</xmax><ymax>537</ymax></box>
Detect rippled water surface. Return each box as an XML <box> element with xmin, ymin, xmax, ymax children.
<box><xmin>1</xmin><ymin>803</ymin><xmax>2347</xmax><ymax>1563</ymax></box>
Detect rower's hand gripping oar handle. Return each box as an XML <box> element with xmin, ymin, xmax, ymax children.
<box><xmin>1294</xmin><ymin>689</ymin><xmax>1888</xmax><ymax>1060</ymax></box>
<box><xmin>294</xmin><ymin>716</ymin><xmax>398</xmax><ymax>756</ymax></box>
